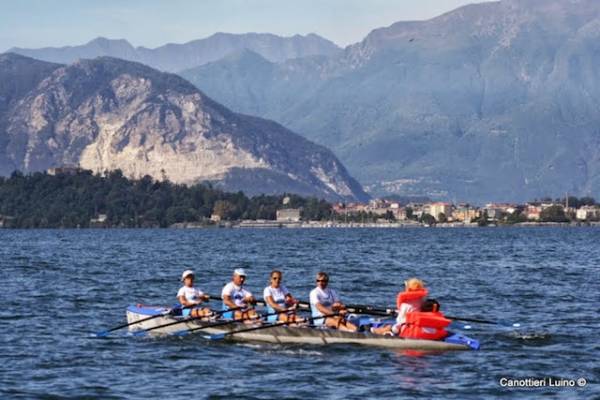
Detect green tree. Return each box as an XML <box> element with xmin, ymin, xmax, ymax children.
<box><xmin>540</xmin><ymin>205</ymin><xmax>569</xmax><ymax>222</ymax></box>
<box><xmin>385</xmin><ymin>210</ymin><xmax>396</xmax><ymax>221</ymax></box>
<box><xmin>506</xmin><ymin>211</ymin><xmax>527</xmax><ymax>224</ymax></box>
<box><xmin>420</xmin><ymin>213</ymin><xmax>436</xmax><ymax>226</ymax></box>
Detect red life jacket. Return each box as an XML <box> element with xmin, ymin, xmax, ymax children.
<box><xmin>396</xmin><ymin>288</ymin><xmax>428</xmax><ymax>309</ymax></box>
<box><xmin>400</xmin><ymin>311</ymin><xmax>451</xmax><ymax>341</ymax></box>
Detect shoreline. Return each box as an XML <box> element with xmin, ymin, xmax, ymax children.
<box><xmin>3</xmin><ymin>222</ymin><xmax>599</xmax><ymax>230</ymax></box>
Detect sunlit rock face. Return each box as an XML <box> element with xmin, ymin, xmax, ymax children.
<box><xmin>0</xmin><ymin>54</ymin><xmax>367</xmax><ymax>202</ymax></box>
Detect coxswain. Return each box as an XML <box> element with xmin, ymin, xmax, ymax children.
<box><xmin>221</xmin><ymin>268</ymin><xmax>260</xmax><ymax>324</ymax></box>
<box><xmin>371</xmin><ymin>277</ymin><xmax>428</xmax><ymax>335</ymax></box>
<box><xmin>309</xmin><ymin>272</ymin><xmax>357</xmax><ymax>332</ymax></box>
<box><xmin>177</xmin><ymin>270</ymin><xmax>212</xmax><ymax>319</ymax></box>
<box><xmin>263</xmin><ymin>270</ymin><xmax>302</xmax><ymax>323</ymax></box>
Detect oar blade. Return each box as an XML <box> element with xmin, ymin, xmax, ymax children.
<box><xmin>94</xmin><ymin>330</ymin><xmax>110</xmax><ymax>338</ymax></box>
<box><xmin>206</xmin><ymin>333</ymin><xmax>226</xmax><ymax>341</ymax></box>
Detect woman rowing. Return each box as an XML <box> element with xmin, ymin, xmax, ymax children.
<box><xmin>221</xmin><ymin>268</ymin><xmax>260</xmax><ymax>324</ymax></box>
<box><xmin>177</xmin><ymin>270</ymin><xmax>213</xmax><ymax>319</ymax></box>
<box><xmin>371</xmin><ymin>277</ymin><xmax>428</xmax><ymax>335</ymax></box>
<box><xmin>309</xmin><ymin>272</ymin><xmax>357</xmax><ymax>332</ymax></box>
<box><xmin>263</xmin><ymin>270</ymin><xmax>301</xmax><ymax>323</ymax></box>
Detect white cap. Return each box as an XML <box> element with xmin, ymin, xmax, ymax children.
<box><xmin>181</xmin><ymin>270</ymin><xmax>195</xmax><ymax>281</ymax></box>
<box><xmin>233</xmin><ymin>268</ymin><xmax>247</xmax><ymax>277</ymax></box>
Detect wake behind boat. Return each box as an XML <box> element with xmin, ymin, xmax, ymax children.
<box><xmin>125</xmin><ymin>304</ymin><xmax>480</xmax><ymax>351</ymax></box>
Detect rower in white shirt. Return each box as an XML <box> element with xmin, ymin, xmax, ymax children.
<box><xmin>263</xmin><ymin>270</ymin><xmax>301</xmax><ymax>323</ymax></box>
<box><xmin>221</xmin><ymin>268</ymin><xmax>260</xmax><ymax>324</ymax></box>
<box><xmin>309</xmin><ymin>272</ymin><xmax>357</xmax><ymax>332</ymax></box>
<box><xmin>177</xmin><ymin>270</ymin><xmax>212</xmax><ymax>319</ymax></box>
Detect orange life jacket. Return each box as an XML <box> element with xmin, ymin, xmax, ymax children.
<box><xmin>396</xmin><ymin>288</ymin><xmax>428</xmax><ymax>309</ymax></box>
<box><xmin>400</xmin><ymin>311</ymin><xmax>451</xmax><ymax>341</ymax></box>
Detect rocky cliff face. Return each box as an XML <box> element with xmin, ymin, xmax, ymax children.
<box><xmin>8</xmin><ymin>33</ymin><xmax>341</xmax><ymax>72</ymax></box>
<box><xmin>181</xmin><ymin>0</ymin><xmax>600</xmax><ymax>202</ymax></box>
<box><xmin>0</xmin><ymin>54</ymin><xmax>367</xmax><ymax>201</ymax></box>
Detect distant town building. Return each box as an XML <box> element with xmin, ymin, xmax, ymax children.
<box><xmin>526</xmin><ymin>204</ymin><xmax>542</xmax><ymax>220</ymax></box>
<box><xmin>210</xmin><ymin>214</ymin><xmax>222</xmax><ymax>222</ymax></box>
<box><xmin>339</xmin><ymin>203</ymin><xmax>368</xmax><ymax>215</ymax></box>
<box><xmin>576</xmin><ymin>206</ymin><xmax>599</xmax><ymax>221</ymax></box>
<box><xmin>89</xmin><ymin>214</ymin><xmax>108</xmax><ymax>227</ymax></box>
<box><xmin>452</xmin><ymin>207</ymin><xmax>479</xmax><ymax>223</ymax></box>
<box><xmin>369</xmin><ymin>207</ymin><xmax>391</xmax><ymax>216</ymax></box>
<box><xmin>393</xmin><ymin>207</ymin><xmax>407</xmax><ymax>221</ymax></box>
<box><xmin>276</xmin><ymin>208</ymin><xmax>301</xmax><ymax>222</ymax></box>
<box><xmin>429</xmin><ymin>202</ymin><xmax>452</xmax><ymax>221</ymax></box>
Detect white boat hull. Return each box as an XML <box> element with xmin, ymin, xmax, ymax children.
<box><xmin>126</xmin><ymin>306</ymin><xmax>478</xmax><ymax>351</ymax></box>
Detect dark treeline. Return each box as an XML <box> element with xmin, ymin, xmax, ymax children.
<box><xmin>0</xmin><ymin>170</ymin><xmax>333</xmax><ymax>228</ymax></box>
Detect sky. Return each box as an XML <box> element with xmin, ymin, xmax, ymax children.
<box><xmin>0</xmin><ymin>0</ymin><xmax>479</xmax><ymax>52</ymax></box>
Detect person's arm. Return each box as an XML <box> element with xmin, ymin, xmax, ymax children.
<box><xmin>392</xmin><ymin>303</ymin><xmax>410</xmax><ymax>335</ymax></box>
<box><xmin>178</xmin><ymin>294</ymin><xmax>197</xmax><ymax>307</ymax></box>
<box><xmin>196</xmin><ymin>291</ymin><xmax>209</xmax><ymax>304</ymax></box>
<box><xmin>315</xmin><ymin>301</ymin><xmax>333</xmax><ymax>315</ymax></box>
<box><xmin>265</xmin><ymin>295</ymin><xmax>286</xmax><ymax>312</ymax></box>
<box><xmin>243</xmin><ymin>290</ymin><xmax>256</xmax><ymax>305</ymax></box>
<box><xmin>222</xmin><ymin>294</ymin><xmax>237</xmax><ymax>309</ymax></box>
<box><xmin>222</xmin><ymin>285</ymin><xmax>238</xmax><ymax>309</ymax></box>
<box><xmin>331</xmin><ymin>290</ymin><xmax>347</xmax><ymax>314</ymax></box>
<box><xmin>177</xmin><ymin>288</ymin><xmax>200</xmax><ymax>307</ymax></box>
<box><xmin>285</xmin><ymin>293</ymin><xmax>298</xmax><ymax>309</ymax></box>
<box><xmin>396</xmin><ymin>303</ymin><xmax>410</xmax><ymax>325</ymax></box>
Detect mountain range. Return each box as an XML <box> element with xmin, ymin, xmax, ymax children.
<box><xmin>8</xmin><ymin>33</ymin><xmax>341</xmax><ymax>72</ymax></box>
<box><xmin>8</xmin><ymin>0</ymin><xmax>600</xmax><ymax>202</ymax></box>
<box><xmin>0</xmin><ymin>53</ymin><xmax>367</xmax><ymax>202</ymax></box>
<box><xmin>180</xmin><ymin>0</ymin><xmax>600</xmax><ymax>202</ymax></box>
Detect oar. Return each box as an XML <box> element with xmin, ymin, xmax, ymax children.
<box><xmin>206</xmin><ymin>312</ymin><xmax>340</xmax><ymax>341</ymax></box>
<box><xmin>175</xmin><ymin>307</ymin><xmax>299</xmax><ymax>336</ymax></box>
<box><xmin>96</xmin><ymin>305</ymin><xmax>186</xmax><ymax>337</ymax></box>
<box><xmin>207</xmin><ymin>294</ymin><xmax>275</xmax><ymax>308</ymax></box>
<box><xmin>347</xmin><ymin>303</ymin><xmax>521</xmax><ymax>328</ymax></box>
<box><xmin>208</xmin><ymin>295</ymin><xmax>311</xmax><ymax>310</ymax></box>
<box><xmin>133</xmin><ymin>306</ymin><xmax>245</xmax><ymax>336</ymax></box>
<box><xmin>345</xmin><ymin>304</ymin><xmax>396</xmax><ymax>316</ymax></box>
<box><xmin>446</xmin><ymin>315</ymin><xmax>521</xmax><ymax>328</ymax></box>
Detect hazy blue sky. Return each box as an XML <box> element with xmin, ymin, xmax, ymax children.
<box><xmin>1</xmin><ymin>0</ymin><xmax>479</xmax><ymax>52</ymax></box>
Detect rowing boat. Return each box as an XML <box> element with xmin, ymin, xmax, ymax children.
<box><xmin>126</xmin><ymin>305</ymin><xmax>480</xmax><ymax>351</ymax></box>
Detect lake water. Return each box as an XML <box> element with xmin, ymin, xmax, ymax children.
<box><xmin>1</xmin><ymin>228</ymin><xmax>598</xmax><ymax>399</ymax></box>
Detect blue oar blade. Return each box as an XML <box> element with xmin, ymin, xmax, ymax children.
<box><xmin>173</xmin><ymin>330</ymin><xmax>190</xmax><ymax>337</ymax></box>
<box><xmin>132</xmin><ymin>330</ymin><xmax>147</xmax><ymax>337</ymax></box>
<box><xmin>95</xmin><ymin>330</ymin><xmax>110</xmax><ymax>337</ymax></box>
<box><xmin>207</xmin><ymin>333</ymin><xmax>226</xmax><ymax>341</ymax></box>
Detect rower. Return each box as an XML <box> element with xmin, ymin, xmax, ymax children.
<box><xmin>309</xmin><ymin>272</ymin><xmax>357</xmax><ymax>332</ymax></box>
<box><xmin>221</xmin><ymin>268</ymin><xmax>260</xmax><ymax>324</ymax></box>
<box><xmin>371</xmin><ymin>277</ymin><xmax>427</xmax><ymax>335</ymax></box>
<box><xmin>263</xmin><ymin>270</ymin><xmax>301</xmax><ymax>323</ymax></box>
<box><xmin>177</xmin><ymin>270</ymin><xmax>212</xmax><ymax>319</ymax></box>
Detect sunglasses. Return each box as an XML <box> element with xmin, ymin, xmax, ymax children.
<box><xmin>316</xmin><ymin>279</ymin><xmax>328</xmax><ymax>282</ymax></box>
<box><xmin>271</xmin><ymin>276</ymin><xmax>281</xmax><ymax>280</ymax></box>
